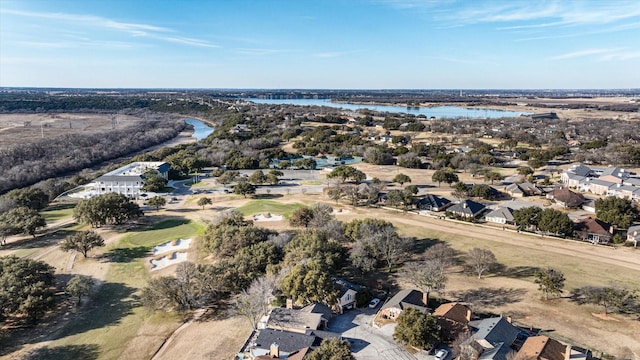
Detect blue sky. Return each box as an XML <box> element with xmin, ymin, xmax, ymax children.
<box><xmin>1</xmin><ymin>0</ymin><xmax>639</xmax><ymax>89</ymax></box>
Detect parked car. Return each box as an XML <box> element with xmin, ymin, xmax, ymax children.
<box><xmin>368</xmin><ymin>298</ymin><xmax>380</xmax><ymax>308</ymax></box>
<box><xmin>435</xmin><ymin>349</ymin><xmax>449</xmax><ymax>360</ymax></box>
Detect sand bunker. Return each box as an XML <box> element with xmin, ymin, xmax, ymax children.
<box><xmin>252</xmin><ymin>213</ymin><xmax>284</xmax><ymax>222</ymax></box>
<box><xmin>150</xmin><ymin>238</ymin><xmax>192</xmax><ymax>270</ymax></box>
<box><xmin>151</xmin><ymin>252</ymin><xmax>188</xmax><ymax>271</ymax></box>
<box><xmin>153</xmin><ymin>238</ymin><xmax>192</xmax><ymax>255</ymax></box>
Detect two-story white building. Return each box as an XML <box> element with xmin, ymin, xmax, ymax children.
<box><xmin>91</xmin><ymin>162</ymin><xmax>170</xmax><ymax>199</ymax></box>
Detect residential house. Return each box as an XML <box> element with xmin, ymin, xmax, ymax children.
<box><xmin>379</xmin><ymin>289</ymin><xmax>429</xmax><ymax>320</ymax></box>
<box><xmin>416</xmin><ymin>194</ymin><xmax>452</xmax><ymax>212</ymax></box>
<box><xmin>485</xmin><ymin>207</ymin><xmax>514</xmax><ymax>225</ymax></box>
<box><xmin>516</xmin><ymin>335</ymin><xmax>566</xmax><ymax>360</ymax></box>
<box><xmin>250</xmin><ymin>328</ymin><xmax>340</xmax><ymax>358</ymax></box>
<box><xmin>448</xmin><ymin>199</ymin><xmax>487</xmax><ymax>218</ymax></box>
<box><xmin>461</xmin><ymin>316</ymin><xmax>521</xmax><ymax>360</ymax></box>
<box><xmin>587</xmin><ymin>179</ymin><xmax>616</xmax><ymax>196</ymax></box>
<box><xmin>574</xmin><ymin>217</ymin><xmax>613</xmax><ymax>244</ymax></box>
<box><xmin>91</xmin><ymin>161</ymin><xmax>170</xmax><ymax>199</ymax></box>
<box><xmin>505</xmin><ymin>182</ymin><xmax>543</xmax><ymax>198</ymax></box>
<box><xmin>548</xmin><ymin>188</ymin><xmax>585</xmax><ymax>208</ymax></box>
<box><xmin>598</xmin><ymin>167</ymin><xmax>630</xmax><ymax>184</ymax></box>
<box><xmin>607</xmin><ymin>183</ymin><xmax>638</xmax><ymax>200</ymax></box>
<box><xmin>432</xmin><ymin>302</ymin><xmax>472</xmax><ymax>340</ymax></box>
<box><xmin>627</xmin><ymin>225</ymin><xmax>640</xmax><ymax>247</ymax></box>
<box><xmin>581</xmin><ymin>199</ymin><xmax>596</xmax><ymax>214</ymax></box>
<box><xmin>334</xmin><ymin>278</ymin><xmax>360</xmax><ymax>313</ymax></box>
<box><xmin>266</xmin><ymin>303</ymin><xmax>333</xmax><ymax>334</ymax></box>
<box><xmin>561</xmin><ymin>173</ymin><xmax>586</xmax><ymax>189</ymax></box>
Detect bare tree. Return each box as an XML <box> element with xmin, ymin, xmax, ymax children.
<box><xmin>465</xmin><ymin>248</ymin><xmax>497</xmax><ymax>279</ymax></box>
<box><xmin>233</xmin><ymin>275</ymin><xmax>277</xmax><ymax>329</ymax></box>
<box><xmin>403</xmin><ymin>260</ymin><xmax>447</xmax><ymax>303</ymax></box>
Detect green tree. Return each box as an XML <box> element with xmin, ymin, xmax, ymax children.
<box><xmin>248</xmin><ymin>170</ymin><xmax>267</xmax><ymax>185</ymax></box>
<box><xmin>66</xmin><ymin>275</ymin><xmax>94</xmax><ymax>305</ymax></box>
<box><xmin>141</xmin><ymin>171</ymin><xmax>168</xmax><ymax>192</ymax></box>
<box><xmin>537</xmin><ymin>208</ymin><xmax>574</xmax><ymax>236</ymax></box>
<box><xmin>534</xmin><ymin>268</ymin><xmax>565</xmax><ymax>301</ymax></box>
<box><xmin>393</xmin><ymin>308</ymin><xmax>442</xmax><ymax>349</ymax></box>
<box><xmin>327</xmin><ymin>165</ymin><xmax>366</xmax><ymax>183</ymax></box>
<box><xmin>74</xmin><ymin>193</ymin><xmax>142</xmax><ymax>227</ymax></box>
<box><xmin>517</xmin><ymin>166</ymin><xmax>534</xmax><ymax>176</ymax></box>
<box><xmin>141</xmin><ymin>262</ymin><xmax>221</xmax><ymax>311</ymax></box>
<box><xmin>197</xmin><ymin>197</ymin><xmax>212</xmax><ymax>210</ymax></box>
<box><xmin>5</xmin><ymin>187</ymin><xmax>50</xmax><ymax>210</ymax></box>
<box><xmin>0</xmin><ymin>206</ymin><xmax>46</xmax><ymax>238</ymax></box>
<box><xmin>201</xmin><ymin>211</ymin><xmax>275</xmax><ymax>257</ymax></box>
<box><xmin>147</xmin><ymin>196</ymin><xmax>166</xmax><ymax>210</ymax></box>
<box><xmin>289</xmin><ymin>207</ymin><xmax>315</xmax><ymax>228</ymax></box>
<box><xmin>281</xmin><ymin>260</ymin><xmax>338</xmax><ymax>306</ymax></box>
<box><xmin>217</xmin><ymin>170</ymin><xmax>239</xmax><ymax>185</ymax></box>
<box><xmin>432</xmin><ymin>169</ymin><xmax>458</xmax><ymax>187</ymax></box>
<box><xmin>595</xmin><ymin>197</ymin><xmax>637</xmax><ymax>229</ymax></box>
<box><xmin>307</xmin><ymin>338</ymin><xmax>354</xmax><ymax>360</ymax></box>
<box><xmin>60</xmin><ymin>231</ymin><xmax>105</xmax><ymax>258</ymax></box>
<box><xmin>513</xmin><ymin>206</ymin><xmax>542</xmax><ymax>230</ymax></box>
<box><xmin>393</xmin><ymin>173</ymin><xmax>412</xmax><ymax>186</ymax></box>
<box><xmin>469</xmin><ymin>184</ymin><xmax>492</xmax><ymax>199</ymax></box>
<box><xmin>484</xmin><ymin>171</ymin><xmax>503</xmax><ymax>185</ymax></box>
<box><xmin>234</xmin><ymin>181</ymin><xmax>256</xmax><ymax>198</ymax></box>
<box><xmin>576</xmin><ymin>285</ymin><xmax>638</xmax><ymax>315</ymax></box>
<box><xmin>0</xmin><ymin>256</ymin><xmax>55</xmax><ymax>322</ymax></box>
<box><xmin>452</xmin><ymin>181</ymin><xmax>469</xmax><ymax>199</ymax></box>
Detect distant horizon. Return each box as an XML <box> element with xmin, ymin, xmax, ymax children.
<box><xmin>1</xmin><ymin>1</ymin><xmax>639</xmax><ymax>88</ymax></box>
<box><xmin>2</xmin><ymin>86</ymin><xmax>639</xmax><ymax>92</ymax></box>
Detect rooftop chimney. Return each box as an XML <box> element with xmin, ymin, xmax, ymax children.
<box><xmin>270</xmin><ymin>343</ymin><xmax>280</xmax><ymax>358</ymax></box>
<box><xmin>286</xmin><ymin>298</ymin><xmax>293</xmax><ymax>309</ymax></box>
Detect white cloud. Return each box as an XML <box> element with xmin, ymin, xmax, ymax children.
<box><xmin>549</xmin><ymin>48</ymin><xmax>626</xmax><ymax>60</ymax></box>
<box><xmin>1</xmin><ymin>8</ymin><xmax>218</xmax><ymax>48</ymax></box>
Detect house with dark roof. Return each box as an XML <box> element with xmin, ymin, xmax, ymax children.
<box><xmin>448</xmin><ymin>199</ymin><xmax>487</xmax><ymax>218</ymax></box>
<box><xmin>266</xmin><ymin>305</ymin><xmax>329</xmax><ymax>334</ymax></box>
<box><xmin>516</xmin><ymin>335</ymin><xmax>566</xmax><ymax>360</ymax></box>
<box><xmin>432</xmin><ymin>302</ymin><xmax>472</xmax><ymax>340</ymax></box>
<box><xmin>462</xmin><ymin>316</ymin><xmax>521</xmax><ymax>360</ymax></box>
<box><xmin>379</xmin><ymin>289</ymin><xmax>429</xmax><ymax>320</ymax></box>
<box><xmin>250</xmin><ymin>328</ymin><xmax>340</xmax><ymax>358</ymax></box>
<box><xmin>485</xmin><ymin>207</ymin><xmax>514</xmax><ymax>225</ymax></box>
<box><xmin>547</xmin><ymin>188</ymin><xmax>584</xmax><ymax>208</ymax></box>
<box><xmin>416</xmin><ymin>194</ymin><xmax>452</xmax><ymax>212</ymax></box>
<box><xmin>574</xmin><ymin>217</ymin><xmax>613</xmax><ymax>244</ymax></box>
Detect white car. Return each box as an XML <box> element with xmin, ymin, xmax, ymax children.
<box><xmin>434</xmin><ymin>349</ymin><xmax>449</xmax><ymax>360</ymax></box>
<box><xmin>368</xmin><ymin>298</ymin><xmax>380</xmax><ymax>308</ymax></box>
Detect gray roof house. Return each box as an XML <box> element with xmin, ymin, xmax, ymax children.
<box><xmin>485</xmin><ymin>207</ymin><xmax>514</xmax><ymax>225</ymax></box>
<box><xmin>416</xmin><ymin>194</ymin><xmax>452</xmax><ymax>212</ymax></box>
<box><xmin>380</xmin><ymin>289</ymin><xmax>429</xmax><ymax>319</ymax></box>
<box><xmin>462</xmin><ymin>316</ymin><xmax>521</xmax><ymax>360</ymax></box>
<box><xmin>505</xmin><ymin>182</ymin><xmax>542</xmax><ymax>197</ymax></box>
<box><xmin>448</xmin><ymin>199</ymin><xmax>487</xmax><ymax>218</ymax></box>
<box><xmin>250</xmin><ymin>328</ymin><xmax>340</xmax><ymax>358</ymax></box>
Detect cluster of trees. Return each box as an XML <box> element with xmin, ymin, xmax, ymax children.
<box><xmin>595</xmin><ymin>197</ymin><xmax>638</xmax><ymax>229</ymax></box>
<box><xmin>513</xmin><ymin>207</ymin><xmax>574</xmax><ymax>236</ymax></box>
<box><xmin>0</xmin><ymin>256</ymin><xmax>56</xmax><ymax>322</ymax></box>
<box><xmin>74</xmin><ymin>193</ymin><xmax>143</xmax><ymax>227</ymax></box>
<box><xmin>0</xmin><ymin>206</ymin><xmax>46</xmax><ymax>243</ymax></box>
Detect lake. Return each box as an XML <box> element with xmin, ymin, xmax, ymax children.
<box><xmin>245</xmin><ymin>98</ymin><xmax>528</xmax><ymax>119</ymax></box>
<box><xmin>185</xmin><ymin>118</ymin><xmax>214</xmax><ymax>140</ymax></box>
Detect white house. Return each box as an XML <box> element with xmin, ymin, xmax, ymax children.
<box><xmin>484</xmin><ymin>207</ymin><xmax>514</xmax><ymax>225</ymax></box>
<box><xmin>627</xmin><ymin>225</ymin><xmax>640</xmax><ymax>247</ymax></box>
<box><xmin>91</xmin><ymin>162</ymin><xmax>170</xmax><ymax>199</ymax></box>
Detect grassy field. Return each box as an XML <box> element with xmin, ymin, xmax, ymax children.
<box><xmin>4</xmin><ymin>217</ymin><xmax>204</xmax><ymax>360</ymax></box>
<box><xmin>236</xmin><ymin>200</ymin><xmax>305</xmax><ymax>218</ymax></box>
<box><xmin>40</xmin><ymin>204</ymin><xmax>76</xmax><ymax>223</ymax></box>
